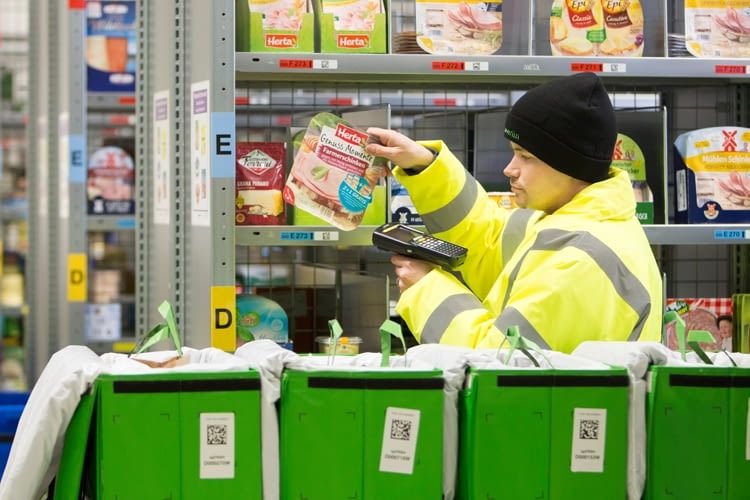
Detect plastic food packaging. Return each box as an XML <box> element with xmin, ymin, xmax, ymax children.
<box><xmin>316</xmin><ymin>335</ymin><xmax>363</xmax><ymax>354</ymax></box>
<box><xmin>416</xmin><ymin>0</ymin><xmax>503</xmax><ymax>55</ymax></box>
<box><xmin>235</xmin><ymin>142</ymin><xmax>286</xmax><ymax>225</ymax></box>
<box><xmin>284</xmin><ymin>113</ymin><xmax>388</xmax><ymax>231</ymax></box>
<box><xmin>550</xmin><ymin>0</ymin><xmax>644</xmax><ymax>57</ymax></box>
<box><xmin>610</xmin><ymin>133</ymin><xmax>653</xmax><ymax>224</ymax></box>
<box><xmin>685</xmin><ymin>1</ymin><xmax>750</xmax><ymax>58</ymax></box>
<box><xmin>674</xmin><ymin>126</ymin><xmax>750</xmax><ymax>223</ymax></box>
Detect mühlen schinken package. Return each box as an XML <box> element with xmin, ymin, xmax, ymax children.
<box><xmin>284</xmin><ymin>113</ymin><xmax>388</xmax><ymax>231</ymax></box>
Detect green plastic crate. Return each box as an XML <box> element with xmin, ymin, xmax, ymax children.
<box><xmin>55</xmin><ymin>371</ymin><xmax>263</xmax><ymax>499</ymax></box>
<box><xmin>280</xmin><ymin>369</ymin><xmax>444</xmax><ymax>500</ymax></box>
<box><xmin>647</xmin><ymin>366</ymin><xmax>750</xmax><ymax>500</ymax></box>
<box><xmin>459</xmin><ymin>368</ymin><xmax>630</xmax><ymax>500</ymax></box>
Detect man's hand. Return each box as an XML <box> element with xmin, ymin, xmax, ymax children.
<box><xmin>366</xmin><ymin>127</ymin><xmax>436</xmax><ymax>171</ymax></box>
<box><xmin>391</xmin><ymin>255</ymin><xmax>436</xmax><ymax>293</ymax></box>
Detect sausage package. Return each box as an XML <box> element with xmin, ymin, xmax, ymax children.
<box><xmin>665</xmin><ymin>298</ymin><xmax>733</xmax><ymax>352</ymax></box>
<box><xmin>416</xmin><ymin>0</ymin><xmax>503</xmax><ymax>55</ymax></box>
<box><xmin>685</xmin><ymin>1</ymin><xmax>750</xmax><ymax>58</ymax></box>
<box><xmin>550</xmin><ymin>0</ymin><xmax>644</xmax><ymax>57</ymax></box>
<box><xmin>236</xmin><ymin>142</ymin><xmax>286</xmax><ymax>225</ymax></box>
<box><xmin>284</xmin><ymin>113</ymin><xmax>387</xmax><ymax>231</ymax></box>
<box><xmin>674</xmin><ymin>127</ymin><xmax>750</xmax><ymax>223</ymax></box>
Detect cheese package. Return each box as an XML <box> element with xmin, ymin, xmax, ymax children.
<box><xmin>284</xmin><ymin>113</ymin><xmax>388</xmax><ymax>231</ymax></box>
<box><xmin>246</xmin><ymin>0</ymin><xmax>314</xmax><ymax>52</ymax></box>
<box><xmin>674</xmin><ymin>127</ymin><xmax>750</xmax><ymax>223</ymax></box>
<box><xmin>416</xmin><ymin>0</ymin><xmax>502</xmax><ymax>55</ymax></box>
<box><xmin>685</xmin><ymin>1</ymin><xmax>750</xmax><ymax>58</ymax></box>
<box><xmin>235</xmin><ymin>142</ymin><xmax>286</xmax><ymax>225</ymax></box>
<box><xmin>87</xmin><ymin>146</ymin><xmax>135</xmax><ymax>215</ymax></box>
<box><xmin>611</xmin><ymin>133</ymin><xmax>653</xmax><ymax>224</ymax></box>
<box><xmin>315</xmin><ymin>0</ymin><xmax>387</xmax><ymax>53</ymax></box>
<box><xmin>550</xmin><ymin>0</ymin><xmax>644</xmax><ymax>57</ymax></box>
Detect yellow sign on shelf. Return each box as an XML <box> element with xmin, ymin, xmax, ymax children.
<box><xmin>67</xmin><ymin>254</ymin><xmax>87</xmax><ymax>302</ymax></box>
<box><xmin>211</xmin><ymin>285</ymin><xmax>236</xmax><ymax>352</ymax></box>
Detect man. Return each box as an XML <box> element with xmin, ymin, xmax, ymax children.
<box><xmin>366</xmin><ymin>72</ymin><xmax>662</xmax><ymax>353</ymax></box>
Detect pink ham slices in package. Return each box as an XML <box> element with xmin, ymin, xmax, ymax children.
<box><xmin>284</xmin><ymin>112</ymin><xmax>388</xmax><ymax>231</ymax></box>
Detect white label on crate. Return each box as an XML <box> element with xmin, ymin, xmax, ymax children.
<box><xmin>313</xmin><ymin>231</ymin><xmax>339</xmax><ymax>241</ymax></box>
<box><xmin>602</xmin><ymin>63</ymin><xmax>626</xmax><ymax>73</ymax></box>
<box><xmin>200</xmin><ymin>412</ymin><xmax>235</xmax><ymax>479</ymax></box>
<box><xmin>746</xmin><ymin>398</ymin><xmax>750</xmax><ymax>461</ymax></box>
<box><xmin>379</xmin><ymin>407</ymin><xmax>421</xmax><ymax>475</ymax></box>
<box><xmin>464</xmin><ymin>61</ymin><xmax>489</xmax><ymax>72</ymax></box>
<box><xmin>313</xmin><ymin>59</ymin><xmax>338</xmax><ymax>70</ymax></box>
<box><xmin>571</xmin><ymin>408</ymin><xmax>607</xmax><ymax>473</ymax></box>
<box><xmin>676</xmin><ymin>169</ymin><xmax>687</xmax><ymax>212</ymax></box>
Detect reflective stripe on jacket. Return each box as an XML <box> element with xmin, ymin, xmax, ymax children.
<box><xmin>392</xmin><ymin>141</ymin><xmax>663</xmax><ymax>354</ymax></box>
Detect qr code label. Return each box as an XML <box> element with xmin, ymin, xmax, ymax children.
<box><xmin>207</xmin><ymin>424</ymin><xmax>227</xmax><ymax>445</ymax></box>
<box><xmin>578</xmin><ymin>419</ymin><xmax>599</xmax><ymax>440</ymax></box>
<box><xmin>390</xmin><ymin>419</ymin><xmax>412</xmax><ymax>441</ymax></box>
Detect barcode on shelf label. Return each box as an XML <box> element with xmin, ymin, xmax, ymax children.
<box><xmin>279</xmin><ymin>59</ymin><xmax>313</xmax><ymax>69</ymax></box>
<box><xmin>714</xmin><ymin>230</ymin><xmax>748</xmax><ymax>240</ymax></box>
<box><xmin>432</xmin><ymin>61</ymin><xmax>465</xmax><ymax>71</ymax></box>
<box><xmin>313</xmin><ymin>231</ymin><xmax>339</xmax><ymax>241</ymax></box>
<box><xmin>313</xmin><ymin>59</ymin><xmax>338</xmax><ymax>70</ymax></box>
<box><xmin>715</xmin><ymin>65</ymin><xmax>749</xmax><ymax>75</ymax></box>
<box><xmin>464</xmin><ymin>61</ymin><xmax>489</xmax><ymax>72</ymax></box>
<box><xmin>571</xmin><ymin>63</ymin><xmax>604</xmax><ymax>73</ymax></box>
<box><xmin>602</xmin><ymin>63</ymin><xmax>626</xmax><ymax>73</ymax></box>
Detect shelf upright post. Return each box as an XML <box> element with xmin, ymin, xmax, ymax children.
<box><xmin>26</xmin><ymin>0</ymin><xmax>51</xmax><ymax>381</ymax></box>
<box><xmin>182</xmin><ymin>0</ymin><xmax>236</xmax><ymax>350</ymax></box>
<box><xmin>134</xmin><ymin>0</ymin><xmax>183</xmax><ymax>339</ymax></box>
<box><xmin>47</xmin><ymin>0</ymin><xmax>61</xmax><ymax>357</ymax></box>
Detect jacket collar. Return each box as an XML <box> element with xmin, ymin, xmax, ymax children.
<box><xmin>553</xmin><ymin>167</ymin><xmax>636</xmax><ymax>222</ymax></box>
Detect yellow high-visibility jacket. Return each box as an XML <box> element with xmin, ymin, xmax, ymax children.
<box><xmin>393</xmin><ymin>141</ymin><xmax>662</xmax><ymax>353</ymax></box>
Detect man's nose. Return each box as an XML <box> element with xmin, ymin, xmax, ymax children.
<box><xmin>503</xmin><ymin>159</ymin><xmax>518</xmax><ymax>178</ymax></box>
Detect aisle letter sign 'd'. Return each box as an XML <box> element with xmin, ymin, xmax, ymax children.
<box><xmin>211</xmin><ymin>285</ymin><xmax>236</xmax><ymax>351</ymax></box>
<box><xmin>68</xmin><ymin>253</ymin><xmax>87</xmax><ymax>302</ymax></box>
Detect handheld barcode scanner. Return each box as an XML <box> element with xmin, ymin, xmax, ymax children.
<box><xmin>372</xmin><ymin>222</ymin><xmax>468</xmax><ymax>269</ymax></box>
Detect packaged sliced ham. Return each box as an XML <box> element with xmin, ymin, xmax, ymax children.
<box><xmin>416</xmin><ymin>0</ymin><xmax>503</xmax><ymax>55</ymax></box>
<box><xmin>284</xmin><ymin>113</ymin><xmax>387</xmax><ymax>231</ymax></box>
<box><xmin>236</xmin><ymin>142</ymin><xmax>286</xmax><ymax>225</ymax></box>
<box><xmin>87</xmin><ymin>146</ymin><xmax>135</xmax><ymax>215</ymax></box>
<box><xmin>674</xmin><ymin>127</ymin><xmax>750</xmax><ymax>223</ymax></box>
<box><xmin>685</xmin><ymin>1</ymin><xmax>750</xmax><ymax>58</ymax></box>
<box><xmin>550</xmin><ymin>0</ymin><xmax>644</xmax><ymax>57</ymax></box>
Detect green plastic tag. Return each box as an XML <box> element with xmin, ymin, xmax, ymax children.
<box><xmin>328</xmin><ymin>319</ymin><xmax>343</xmax><ymax>365</ymax></box>
<box><xmin>379</xmin><ymin>319</ymin><xmax>407</xmax><ymax>367</ymax></box>
<box><xmin>497</xmin><ymin>325</ymin><xmax>549</xmax><ymax>367</ymax></box>
<box><xmin>687</xmin><ymin>330</ymin><xmax>716</xmax><ymax>365</ymax></box>
<box><xmin>664</xmin><ymin>311</ymin><xmax>687</xmax><ymax>361</ymax></box>
<box><xmin>133</xmin><ymin>300</ymin><xmax>183</xmax><ymax>357</ymax></box>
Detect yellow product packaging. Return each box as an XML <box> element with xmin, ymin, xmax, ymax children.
<box><xmin>550</xmin><ymin>0</ymin><xmax>644</xmax><ymax>57</ymax></box>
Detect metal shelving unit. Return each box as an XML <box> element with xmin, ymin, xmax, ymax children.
<box><xmin>130</xmin><ymin>0</ymin><xmax>750</xmax><ymax>355</ymax></box>
<box><xmin>236</xmin><ymin>53</ymin><xmax>750</xmax><ymax>83</ymax></box>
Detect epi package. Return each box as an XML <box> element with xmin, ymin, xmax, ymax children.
<box><xmin>550</xmin><ymin>0</ymin><xmax>644</xmax><ymax>57</ymax></box>
<box><xmin>415</xmin><ymin>0</ymin><xmax>502</xmax><ymax>55</ymax></box>
<box><xmin>235</xmin><ymin>142</ymin><xmax>286</xmax><ymax>225</ymax></box>
<box><xmin>284</xmin><ymin>113</ymin><xmax>388</xmax><ymax>231</ymax></box>
<box><xmin>685</xmin><ymin>1</ymin><xmax>750</xmax><ymax>58</ymax></box>
<box><xmin>674</xmin><ymin>127</ymin><xmax>750</xmax><ymax>223</ymax></box>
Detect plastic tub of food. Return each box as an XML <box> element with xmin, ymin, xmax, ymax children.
<box><xmin>315</xmin><ymin>336</ymin><xmax>363</xmax><ymax>355</ymax></box>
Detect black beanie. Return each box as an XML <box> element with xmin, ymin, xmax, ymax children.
<box><xmin>504</xmin><ymin>73</ymin><xmax>617</xmax><ymax>183</ymax></box>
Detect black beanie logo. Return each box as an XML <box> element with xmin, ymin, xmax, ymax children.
<box><xmin>505</xmin><ymin>128</ymin><xmax>520</xmax><ymax>141</ymax></box>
